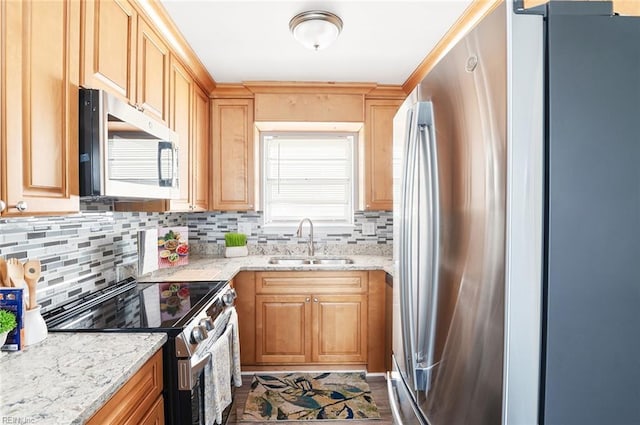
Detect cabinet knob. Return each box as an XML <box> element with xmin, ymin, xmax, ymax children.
<box><xmin>313</xmin><ymin>298</ymin><xmax>319</xmax><ymax>303</ymax></box>
<box><xmin>15</xmin><ymin>201</ymin><xmax>28</xmax><ymax>212</ymax></box>
<box><xmin>0</xmin><ymin>200</ymin><xmax>5</xmax><ymax>212</ymax></box>
<box><xmin>305</xmin><ymin>297</ymin><xmax>310</xmax><ymax>303</ymax></box>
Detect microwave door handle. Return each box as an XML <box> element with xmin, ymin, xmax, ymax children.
<box><xmin>157</xmin><ymin>141</ymin><xmax>174</xmax><ymax>187</ymax></box>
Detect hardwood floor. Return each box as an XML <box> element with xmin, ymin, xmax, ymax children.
<box><xmin>228</xmin><ymin>373</ymin><xmax>393</xmax><ymax>424</ymax></box>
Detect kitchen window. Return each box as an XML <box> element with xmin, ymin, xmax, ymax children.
<box><xmin>262</xmin><ymin>132</ymin><xmax>356</xmax><ymax>227</ymax></box>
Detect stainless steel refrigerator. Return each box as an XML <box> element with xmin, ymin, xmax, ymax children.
<box><xmin>388</xmin><ymin>2</ymin><xmax>640</xmax><ymax>425</ymax></box>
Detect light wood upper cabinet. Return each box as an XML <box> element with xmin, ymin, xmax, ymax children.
<box><xmin>167</xmin><ymin>56</ymin><xmax>193</xmax><ymax>211</ymax></box>
<box><xmin>254</xmin><ymin>93</ymin><xmax>364</xmax><ymax>122</ymax></box>
<box><xmin>82</xmin><ymin>1</ymin><xmax>170</xmax><ymax>123</ymax></box>
<box><xmin>211</xmin><ymin>98</ymin><xmax>255</xmax><ymax>211</ymax></box>
<box><xmin>363</xmin><ymin>99</ymin><xmax>402</xmax><ymax>211</ymax></box>
<box><xmin>1</xmin><ymin>0</ymin><xmax>80</xmax><ymax>216</ymax></box>
<box><xmin>81</xmin><ymin>0</ymin><xmax>137</xmax><ymax>101</ymax></box>
<box><xmin>192</xmin><ymin>85</ymin><xmax>210</xmax><ymax>211</ymax></box>
<box><xmin>136</xmin><ymin>18</ymin><xmax>169</xmax><ymax>124</ymax></box>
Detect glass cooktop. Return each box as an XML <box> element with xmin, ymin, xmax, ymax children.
<box><xmin>43</xmin><ymin>278</ymin><xmax>227</xmax><ymax>331</ymax></box>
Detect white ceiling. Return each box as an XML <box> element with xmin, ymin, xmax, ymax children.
<box><xmin>160</xmin><ymin>0</ymin><xmax>472</xmax><ymax>85</ymax></box>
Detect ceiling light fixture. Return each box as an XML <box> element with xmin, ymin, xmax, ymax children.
<box><xmin>289</xmin><ymin>10</ymin><xmax>343</xmax><ymax>51</ymax></box>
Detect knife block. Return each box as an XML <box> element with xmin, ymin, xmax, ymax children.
<box><xmin>24</xmin><ymin>305</ymin><xmax>47</xmax><ymax>346</ymax></box>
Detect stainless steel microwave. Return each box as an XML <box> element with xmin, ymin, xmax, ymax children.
<box><xmin>79</xmin><ymin>88</ymin><xmax>179</xmax><ymax>199</ymax></box>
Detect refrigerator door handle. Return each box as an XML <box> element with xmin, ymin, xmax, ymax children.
<box><xmin>399</xmin><ymin>106</ymin><xmax>419</xmax><ymax>392</ymax></box>
<box><xmin>413</xmin><ymin>103</ymin><xmax>441</xmax><ymax>393</ymax></box>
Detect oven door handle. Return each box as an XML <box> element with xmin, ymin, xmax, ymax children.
<box><xmin>178</xmin><ymin>353</ymin><xmax>212</xmax><ymax>391</ymax></box>
<box><xmin>192</xmin><ymin>353</ymin><xmax>212</xmax><ymax>376</ymax></box>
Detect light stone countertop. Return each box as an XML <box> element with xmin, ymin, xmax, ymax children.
<box><xmin>0</xmin><ymin>332</ymin><xmax>167</xmax><ymax>425</ymax></box>
<box><xmin>138</xmin><ymin>254</ymin><xmax>394</xmax><ymax>282</ymax></box>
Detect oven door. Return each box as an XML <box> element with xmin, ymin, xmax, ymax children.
<box><xmin>176</xmin><ymin>307</ymin><xmax>236</xmax><ymax>425</ymax></box>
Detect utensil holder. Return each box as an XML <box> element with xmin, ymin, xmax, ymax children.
<box><xmin>24</xmin><ymin>305</ymin><xmax>47</xmax><ymax>346</ymax></box>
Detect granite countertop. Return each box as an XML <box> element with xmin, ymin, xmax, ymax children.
<box><xmin>0</xmin><ymin>332</ymin><xmax>166</xmax><ymax>425</ymax></box>
<box><xmin>138</xmin><ymin>254</ymin><xmax>394</xmax><ymax>282</ymax></box>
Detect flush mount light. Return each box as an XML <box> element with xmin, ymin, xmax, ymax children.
<box><xmin>289</xmin><ymin>10</ymin><xmax>343</xmax><ymax>51</ymax></box>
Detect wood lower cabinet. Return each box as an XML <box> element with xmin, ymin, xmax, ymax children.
<box><xmin>1</xmin><ymin>0</ymin><xmax>80</xmax><ymax>216</ymax></box>
<box><xmin>87</xmin><ymin>349</ymin><xmax>164</xmax><ymax>425</ymax></box>
<box><xmin>255</xmin><ymin>292</ymin><xmax>367</xmax><ymax>364</ymax></box>
<box><xmin>256</xmin><ymin>294</ymin><xmax>312</xmax><ymax>363</ymax></box>
<box><xmin>312</xmin><ymin>294</ymin><xmax>367</xmax><ymax>363</ymax></box>
<box><xmin>237</xmin><ymin>271</ymin><xmax>384</xmax><ymax>369</ymax></box>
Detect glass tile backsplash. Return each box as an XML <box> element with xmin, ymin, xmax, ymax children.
<box><xmin>0</xmin><ymin>202</ymin><xmax>391</xmax><ymax>313</ymax></box>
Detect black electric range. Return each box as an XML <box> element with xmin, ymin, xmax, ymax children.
<box><xmin>43</xmin><ymin>277</ymin><xmax>236</xmax><ymax>425</ymax></box>
<box><xmin>43</xmin><ymin>277</ymin><xmax>228</xmax><ymax>333</ymax></box>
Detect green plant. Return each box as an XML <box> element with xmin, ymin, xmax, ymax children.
<box><xmin>224</xmin><ymin>232</ymin><xmax>247</xmax><ymax>247</ymax></box>
<box><xmin>0</xmin><ymin>309</ymin><xmax>17</xmax><ymax>333</ymax></box>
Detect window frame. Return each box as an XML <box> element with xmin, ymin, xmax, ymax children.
<box><xmin>260</xmin><ymin>131</ymin><xmax>358</xmax><ymax>231</ymax></box>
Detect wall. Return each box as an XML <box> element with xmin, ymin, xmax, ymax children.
<box><xmin>0</xmin><ymin>201</ymin><xmax>184</xmax><ymax>312</ymax></box>
<box><xmin>0</xmin><ymin>202</ymin><xmax>391</xmax><ymax>313</ymax></box>
<box><xmin>187</xmin><ymin>210</ymin><xmax>393</xmax><ymax>256</ymax></box>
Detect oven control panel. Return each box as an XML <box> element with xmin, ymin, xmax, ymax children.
<box><xmin>175</xmin><ymin>283</ymin><xmax>235</xmax><ymax>358</ymax></box>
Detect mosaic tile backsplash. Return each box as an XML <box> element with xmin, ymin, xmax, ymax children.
<box><xmin>0</xmin><ymin>203</ymin><xmax>184</xmax><ymax>312</ymax></box>
<box><xmin>0</xmin><ymin>203</ymin><xmax>391</xmax><ymax>313</ymax></box>
<box><xmin>187</xmin><ymin>210</ymin><xmax>393</xmax><ymax>244</ymax></box>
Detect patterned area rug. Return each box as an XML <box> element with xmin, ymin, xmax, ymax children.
<box><xmin>241</xmin><ymin>372</ymin><xmax>381</xmax><ymax>421</ymax></box>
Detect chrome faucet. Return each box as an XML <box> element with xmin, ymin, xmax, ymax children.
<box><xmin>296</xmin><ymin>218</ymin><xmax>314</xmax><ymax>257</ymax></box>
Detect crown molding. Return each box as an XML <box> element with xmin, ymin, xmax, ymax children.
<box><xmin>135</xmin><ymin>0</ymin><xmax>216</xmax><ymax>93</ymax></box>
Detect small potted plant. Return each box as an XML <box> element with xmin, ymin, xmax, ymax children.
<box><xmin>224</xmin><ymin>232</ymin><xmax>248</xmax><ymax>258</ymax></box>
<box><xmin>0</xmin><ymin>309</ymin><xmax>17</xmax><ymax>347</ymax></box>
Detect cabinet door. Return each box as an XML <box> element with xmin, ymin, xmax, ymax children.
<box><xmin>211</xmin><ymin>98</ymin><xmax>255</xmax><ymax>210</ymax></box>
<box><xmin>87</xmin><ymin>350</ymin><xmax>163</xmax><ymax>425</ymax></box>
<box><xmin>363</xmin><ymin>99</ymin><xmax>402</xmax><ymax>210</ymax></box>
<box><xmin>234</xmin><ymin>272</ymin><xmax>256</xmax><ymax>365</ymax></box>
<box><xmin>256</xmin><ymin>294</ymin><xmax>311</xmax><ymax>363</ymax></box>
<box><xmin>137</xmin><ymin>395</ymin><xmax>165</xmax><ymax>425</ymax></box>
<box><xmin>2</xmin><ymin>0</ymin><xmax>80</xmax><ymax>216</ymax></box>
<box><xmin>167</xmin><ymin>56</ymin><xmax>193</xmax><ymax>211</ymax></box>
<box><xmin>136</xmin><ymin>18</ymin><xmax>169</xmax><ymax>124</ymax></box>
<box><xmin>312</xmin><ymin>294</ymin><xmax>368</xmax><ymax>363</ymax></box>
<box><xmin>192</xmin><ymin>84</ymin><xmax>210</xmax><ymax>211</ymax></box>
<box><xmin>81</xmin><ymin>0</ymin><xmax>136</xmax><ymax>102</ymax></box>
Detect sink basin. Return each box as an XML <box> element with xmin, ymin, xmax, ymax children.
<box><xmin>268</xmin><ymin>257</ymin><xmax>354</xmax><ymax>265</ymax></box>
<box><xmin>310</xmin><ymin>257</ymin><xmax>354</xmax><ymax>265</ymax></box>
<box><xmin>268</xmin><ymin>257</ymin><xmax>312</xmax><ymax>265</ymax></box>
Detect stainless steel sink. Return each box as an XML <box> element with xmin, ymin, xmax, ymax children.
<box><xmin>310</xmin><ymin>257</ymin><xmax>354</xmax><ymax>265</ymax></box>
<box><xmin>268</xmin><ymin>256</ymin><xmax>354</xmax><ymax>265</ymax></box>
<box><xmin>268</xmin><ymin>257</ymin><xmax>312</xmax><ymax>265</ymax></box>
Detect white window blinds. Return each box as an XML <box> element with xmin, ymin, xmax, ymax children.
<box><xmin>263</xmin><ymin>133</ymin><xmax>355</xmax><ymax>226</ymax></box>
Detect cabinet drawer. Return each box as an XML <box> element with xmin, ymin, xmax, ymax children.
<box><xmin>87</xmin><ymin>350</ymin><xmax>163</xmax><ymax>425</ymax></box>
<box><xmin>256</xmin><ymin>271</ymin><xmax>368</xmax><ymax>295</ymax></box>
